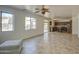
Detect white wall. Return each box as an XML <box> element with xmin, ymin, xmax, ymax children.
<box><xmin>72</xmin><ymin>16</ymin><xmax>78</xmax><ymax>35</ymax></box>
<box><xmin>0</xmin><ymin>6</ymin><xmax>48</xmax><ymax>40</ymax></box>
<box><xmin>78</xmin><ymin>15</ymin><xmax>79</xmax><ymax>38</ymax></box>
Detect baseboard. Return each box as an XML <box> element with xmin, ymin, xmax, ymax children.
<box><xmin>72</xmin><ymin>34</ymin><xmax>78</xmax><ymax>37</ymax></box>
<box><xmin>23</xmin><ymin>33</ymin><xmax>44</xmax><ymax>40</ymax></box>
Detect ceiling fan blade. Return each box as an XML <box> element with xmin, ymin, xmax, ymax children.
<box><xmin>35</xmin><ymin>8</ymin><xmax>40</xmax><ymax>10</ymax></box>
<box><xmin>35</xmin><ymin>10</ymin><xmax>40</xmax><ymax>13</ymax></box>
<box><xmin>34</xmin><ymin>5</ymin><xmax>50</xmax><ymax>15</ymax></box>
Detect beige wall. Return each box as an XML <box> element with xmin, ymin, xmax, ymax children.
<box><xmin>78</xmin><ymin>15</ymin><xmax>79</xmax><ymax>38</ymax></box>
<box><xmin>0</xmin><ymin>6</ymin><xmax>48</xmax><ymax>40</ymax></box>
<box><xmin>54</xmin><ymin>18</ymin><xmax>71</xmax><ymax>22</ymax></box>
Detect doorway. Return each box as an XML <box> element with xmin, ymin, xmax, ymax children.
<box><xmin>44</xmin><ymin>20</ymin><xmax>49</xmax><ymax>33</ymax></box>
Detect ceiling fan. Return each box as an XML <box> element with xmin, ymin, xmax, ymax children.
<box><xmin>35</xmin><ymin>5</ymin><xmax>49</xmax><ymax>15</ymax></box>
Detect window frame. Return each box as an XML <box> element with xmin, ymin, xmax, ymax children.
<box><xmin>1</xmin><ymin>11</ymin><xmax>14</xmax><ymax>32</ymax></box>
<box><xmin>30</xmin><ymin>17</ymin><xmax>36</xmax><ymax>29</ymax></box>
<box><xmin>25</xmin><ymin>17</ymin><xmax>31</xmax><ymax>30</ymax></box>
<box><xmin>25</xmin><ymin>17</ymin><xmax>36</xmax><ymax>31</ymax></box>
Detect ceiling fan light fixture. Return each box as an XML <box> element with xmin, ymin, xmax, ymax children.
<box><xmin>42</xmin><ymin>11</ymin><xmax>45</xmax><ymax>14</ymax></box>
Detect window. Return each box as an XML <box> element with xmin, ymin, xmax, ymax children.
<box><xmin>25</xmin><ymin>17</ymin><xmax>36</xmax><ymax>30</ymax></box>
<box><xmin>31</xmin><ymin>18</ymin><xmax>36</xmax><ymax>29</ymax></box>
<box><xmin>25</xmin><ymin>17</ymin><xmax>31</xmax><ymax>30</ymax></box>
<box><xmin>2</xmin><ymin>12</ymin><xmax>14</xmax><ymax>31</ymax></box>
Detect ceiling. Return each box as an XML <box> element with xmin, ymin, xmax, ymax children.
<box><xmin>10</xmin><ymin>5</ymin><xmax>79</xmax><ymax>19</ymax></box>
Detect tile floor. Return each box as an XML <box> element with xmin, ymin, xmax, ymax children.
<box><xmin>21</xmin><ymin>32</ymin><xmax>79</xmax><ymax>54</ymax></box>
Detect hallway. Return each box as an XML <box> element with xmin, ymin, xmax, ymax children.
<box><xmin>22</xmin><ymin>32</ymin><xmax>79</xmax><ymax>54</ymax></box>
